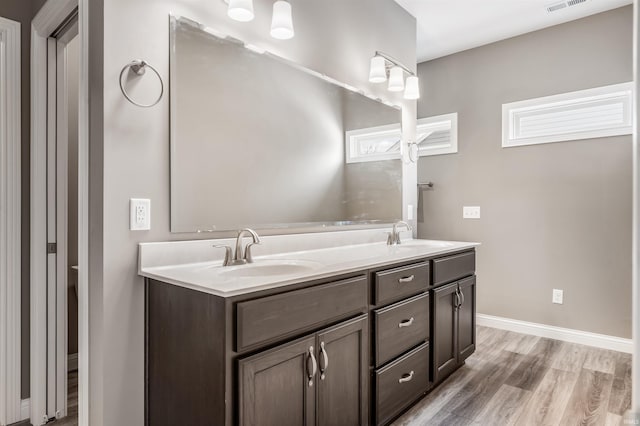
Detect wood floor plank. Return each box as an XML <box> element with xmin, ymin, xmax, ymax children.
<box><xmin>608</xmin><ymin>352</ymin><xmax>632</xmax><ymax>416</ymax></box>
<box><xmin>605</xmin><ymin>412</ymin><xmax>623</xmax><ymax>426</ymax></box>
<box><xmin>474</xmin><ymin>384</ymin><xmax>532</xmax><ymax>426</ymax></box>
<box><xmin>440</xmin><ymin>350</ymin><xmax>524</xmax><ymax>419</ymax></box>
<box><xmin>551</xmin><ymin>342</ymin><xmax>588</xmax><ymax>373</ymax></box>
<box><xmin>583</xmin><ymin>347</ymin><xmax>617</xmax><ymax>374</ymax></box>
<box><xmin>502</xmin><ymin>332</ymin><xmax>541</xmax><ymax>355</ymax></box>
<box><xmin>505</xmin><ymin>353</ymin><xmax>549</xmax><ymax>391</ymax></box>
<box><xmin>515</xmin><ymin>368</ymin><xmax>579</xmax><ymax>426</ymax></box>
<box><xmin>559</xmin><ymin>368</ymin><xmax>614</xmax><ymax>426</ymax></box>
<box><xmin>529</xmin><ymin>337</ymin><xmax>565</xmax><ymax>365</ymax></box>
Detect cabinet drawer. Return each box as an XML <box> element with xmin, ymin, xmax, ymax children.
<box><xmin>432</xmin><ymin>251</ymin><xmax>475</xmax><ymax>286</ymax></box>
<box><xmin>375</xmin><ymin>342</ymin><xmax>430</xmax><ymax>426</ymax></box>
<box><xmin>374</xmin><ymin>293</ymin><xmax>429</xmax><ymax>367</ymax></box>
<box><xmin>375</xmin><ymin>262</ymin><xmax>429</xmax><ymax>305</ymax></box>
<box><xmin>236</xmin><ymin>276</ymin><xmax>368</xmax><ymax>352</ymax></box>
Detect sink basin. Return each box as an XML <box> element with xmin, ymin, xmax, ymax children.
<box><xmin>218</xmin><ymin>259</ymin><xmax>323</xmax><ymax>278</ymax></box>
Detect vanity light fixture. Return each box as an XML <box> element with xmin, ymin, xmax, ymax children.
<box><xmin>387</xmin><ymin>66</ymin><xmax>404</xmax><ymax>92</ymax></box>
<box><xmin>227</xmin><ymin>0</ymin><xmax>255</xmax><ymax>22</ymax></box>
<box><xmin>369</xmin><ymin>51</ymin><xmax>420</xmax><ymax>100</ymax></box>
<box><xmin>270</xmin><ymin>0</ymin><xmax>294</xmax><ymax>40</ymax></box>
<box><xmin>223</xmin><ymin>0</ymin><xmax>295</xmax><ymax>40</ymax></box>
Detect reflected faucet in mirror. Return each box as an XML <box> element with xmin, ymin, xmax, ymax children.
<box><xmin>214</xmin><ymin>228</ymin><xmax>262</xmax><ymax>266</ymax></box>
<box><xmin>387</xmin><ymin>221</ymin><xmax>412</xmax><ymax>246</ymax></box>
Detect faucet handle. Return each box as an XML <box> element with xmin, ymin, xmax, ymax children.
<box><xmin>213</xmin><ymin>245</ymin><xmax>233</xmax><ymax>266</ymax></box>
<box><xmin>244</xmin><ymin>241</ymin><xmax>261</xmax><ymax>263</ymax></box>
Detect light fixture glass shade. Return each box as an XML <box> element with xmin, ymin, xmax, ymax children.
<box><xmin>369</xmin><ymin>56</ymin><xmax>387</xmax><ymax>83</ymax></box>
<box><xmin>227</xmin><ymin>0</ymin><xmax>254</xmax><ymax>22</ymax></box>
<box><xmin>404</xmin><ymin>75</ymin><xmax>420</xmax><ymax>100</ymax></box>
<box><xmin>388</xmin><ymin>66</ymin><xmax>405</xmax><ymax>92</ymax></box>
<box><xmin>271</xmin><ymin>1</ymin><xmax>295</xmax><ymax>40</ymax></box>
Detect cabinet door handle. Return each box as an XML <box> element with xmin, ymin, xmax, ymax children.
<box><xmin>454</xmin><ymin>289</ymin><xmax>461</xmax><ymax>309</ymax></box>
<box><xmin>398</xmin><ymin>275</ymin><xmax>415</xmax><ymax>283</ymax></box>
<box><xmin>398</xmin><ymin>371</ymin><xmax>414</xmax><ymax>383</ymax></box>
<box><xmin>319</xmin><ymin>341</ymin><xmax>329</xmax><ymax>380</ymax></box>
<box><xmin>398</xmin><ymin>317</ymin><xmax>415</xmax><ymax>328</ymax></box>
<box><xmin>460</xmin><ymin>288</ymin><xmax>465</xmax><ymax>307</ymax></box>
<box><xmin>307</xmin><ymin>346</ymin><xmax>317</xmax><ymax>387</ymax></box>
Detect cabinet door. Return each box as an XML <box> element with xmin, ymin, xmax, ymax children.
<box><xmin>317</xmin><ymin>315</ymin><xmax>368</xmax><ymax>426</ymax></box>
<box><xmin>432</xmin><ymin>282</ymin><xmax>458</xmax><ymax>383</ymax></box>
<box><xmin>239</xmin><ymin>335</ymin><xmax>316</xmax><ymax>426</ymax></box>
<box><xmin>457</xmin><ymin>276</ymin><xmax>476</xmax><ymax>362</ymax></box>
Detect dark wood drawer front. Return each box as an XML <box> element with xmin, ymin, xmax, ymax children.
<box><xmin>236</xmin><ymin>276</ymin><xmax>368</xmax><ymax>352</ymax></box>
<box><xmin>375</xmin><ymin>262</ymin><xmax>429</xmax><ymax>305</ymax></box>
<box><xmin>432</xmin><ymin>251</ymin><xmax>475</xmax><ymax>286</ymax></box>
<box><xmin>374</xmin><ymin>293</ymin><xmax>429</xmax><ymax>367</ymax></box>
<box><xmin>375</xmin><ymin>342</ymin><xmax>430</xmax><ymax>426</ymax></box>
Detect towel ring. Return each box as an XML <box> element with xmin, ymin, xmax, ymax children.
<box><xmin>119</xmin><ymin>60</ymin><xmax>164</xmax><ymax>108</ymax></box>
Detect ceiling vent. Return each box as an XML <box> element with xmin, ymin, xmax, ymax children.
<box><xmin>547</xmin><ymin>0</ymin><xmax>588</xmax><ymax>13</ymax></box>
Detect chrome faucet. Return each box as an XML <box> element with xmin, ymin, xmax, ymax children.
<box><xmin>387</xmin><ymin>221</ymin><xmax>412</xmax><ymax>246</ymax></box>
<box><xmin>214</xmin><ymin>228</ymin><xmax>261</xmax><ymax>266</ymax></box>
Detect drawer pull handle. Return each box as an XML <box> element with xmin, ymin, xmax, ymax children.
<box><xmin>398</xmin><ymin>371</ymin><xmax>414</xmax><ymax>383</ymax></box>
<box><xmin>307</xmin><ymin>346</ymin><xmax>317</xmax><ymax>387</ymax></box>
<box><xmin>398</xmin><ymin>275</ymin><xmax>415</xmax><ymax>283</ymax></box>
<box><xmin>319</xmin><ymin>342</ymin><xmax>329</xmax><ymax>380</ymax></box>
<box><xmin>398</xmin><ymin>317</ymin><xmax>415</xmax><ymax>328</ymax></box>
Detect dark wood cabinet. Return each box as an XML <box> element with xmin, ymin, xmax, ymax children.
<box><xmin>317</xmin><ymin>316</ymin><xmax>368</xmax><ymax>426</ymax></box>
<box><xmin>238</xmin><ymin>335</ymin><xmax>317</xmax><ymax>426</ymax></box>
<box><xmin>238</xmin><ymin>315</ymin><xmax>368</xmax><ymax>426</ymax></box>
<box><xmin>457</xmin><ymin>276</ymin><xmax>476</xmax><ymax>362</ymax></box>
<box><xmin>432</xmin><ymin>282</ymin><xmax>459</xmax><ymax>383</ymax></box>
<box><xmin>145</xmin><ymin>249</ymin><xmax>476</xmax><ymax>426</ymax></box>
<box><xmin>431</xmin><ymin>276</ymin><xmax>476</xmax><ymax>384</ymax></box>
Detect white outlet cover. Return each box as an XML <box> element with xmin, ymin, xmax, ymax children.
<box><xmin>130</xmin><ymin>198</ymin><xmax>151</xmax><ymax>231</ymax></box>
<box><xmin>552</xmin><ymin>289</ymin><xmax>563</xmax><ymax>304</ymax></box>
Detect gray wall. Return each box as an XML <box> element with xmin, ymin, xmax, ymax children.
<box><xmin>0</xmin><ymin>0</ymin><xmax>48</xmax><ymax>401</ymax></box>
<box><xmin>100</xmin><ymin>0</ymin><xmax>415</xmax><ymax>424</ymax></box>
<box><xmin>417</xmin><ymin>6</ymin><xmax>633</xmax><ymax>338</ymax></box>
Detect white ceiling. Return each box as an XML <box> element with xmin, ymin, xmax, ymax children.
<box><xmin>395</xmin><ymin>0</ymin><xmax>632</xmax><ymax>62</ymax></box>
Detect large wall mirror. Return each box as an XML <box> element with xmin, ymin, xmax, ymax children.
<box><xmin>170</xmin><ymin>16</ymin><xmax>403</xmax><ymax>233</ymax></box>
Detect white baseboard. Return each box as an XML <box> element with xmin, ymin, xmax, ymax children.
<box><xmin>68</xmin><ymin>353</ymin><xmax>78</xmax><ymax>372</ymax></box>
<box><xmin>477</xmin><ymin>314</ymin><xmax>633</xmax><ymax>354</ymax></box>
<box><xmin>20</xmin><ymin>399</ymin><xmax>30</xmax><ymax>421</ymax></box>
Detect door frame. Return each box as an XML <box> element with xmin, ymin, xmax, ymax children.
<box><xmin>0</xmin><ymin>15</ymin><xmax>22</xmax><ymax>426</ymax></box>
<box><xmin>30</xmin><ymin>1</ymin><xmax>79</xmax><ymax>425</ymax></box>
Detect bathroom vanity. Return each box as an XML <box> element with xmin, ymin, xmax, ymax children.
<box><xmin>139</xmin><ymin>231</ymin><xmax>478</xmax><ymax>425</ymax></box>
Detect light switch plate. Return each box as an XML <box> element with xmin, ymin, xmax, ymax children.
<box><xmin>407</xmin><ymin>204</ymin><xmax>414</xmax><ymax>221</ymax></box>
<box><xmin>130</xmin><ymin>198</ymin><xmax>151</xmax><ymax>231</ymax></box>
<box><xmin>463</xmin><ymin>206</ymin><xmax>481</xmax><ymax>219</ymax></box>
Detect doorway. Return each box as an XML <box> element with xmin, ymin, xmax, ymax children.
<box><xmin>30</xmin><ymin>3</ymin><xmax>80</xmax><ymax>425</ymax></box>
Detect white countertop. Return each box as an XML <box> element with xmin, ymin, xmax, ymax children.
<box><xmin>138</xmin><ymin>229</ymin><xmax>479</xmax><ymax>297</ymax></box>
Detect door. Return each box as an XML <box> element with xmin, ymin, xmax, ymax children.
<box><xmin>432</xmin><ymin>281</ymin><xmax>458</xmax><ymax>383</ymax></box>
<box><xmin>316</xmin><ymin>315</ymin><xmax>368</xmax><ymax>426</ymax></box>
<box><xmin>457</xmin><ymin>276</ymin><xmax>476</xmax><ymax>362</ymax></box>
<box><xmin>239</xmin><ymin>335</ymin><xmax>316</xmax><ymax>426</ymax></box>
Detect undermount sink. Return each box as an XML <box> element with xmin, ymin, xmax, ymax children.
<box><xmin>218</xmin><ymin>259</ymin><xmax>323</xmax><ymax>278</ymax></box>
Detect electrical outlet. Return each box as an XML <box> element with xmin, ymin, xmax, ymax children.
<box><xmin>463</xmin><ymin>206</ymin><xmax>481</xmax><ymax>219</ymax></box>
<box><xmin>552</xmin><ymin>289</ymin><xmax>564</xmax><ymax>304</ymax></box>
<box><xmin>130</xmin><ymin>198</ymin><xmax>151</xmax><ymax>231</ymax></box>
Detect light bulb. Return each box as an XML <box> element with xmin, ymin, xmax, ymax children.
<box><xmin>271</xmin><ymin>1</ymin><xmax>294</xmax><ymax>40</ymax></box>
<box><xmin>388</xmin><ymin>66</ymin><xmax>404</xmax><ymax>92</ymax></box>
<box><xmin>227</xmin><ymin>0</ymin><xmax>254</xmax><ymax>22</ymax></box>
<box><xmin>369</xmin><ymin>56</ymin><xmax>387</xmax><ymax>83</ymax></box>
<box><xmin>404</xmin><ymin>75</ymin><xmax>420</xmax><ymax>100</ymax></box>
